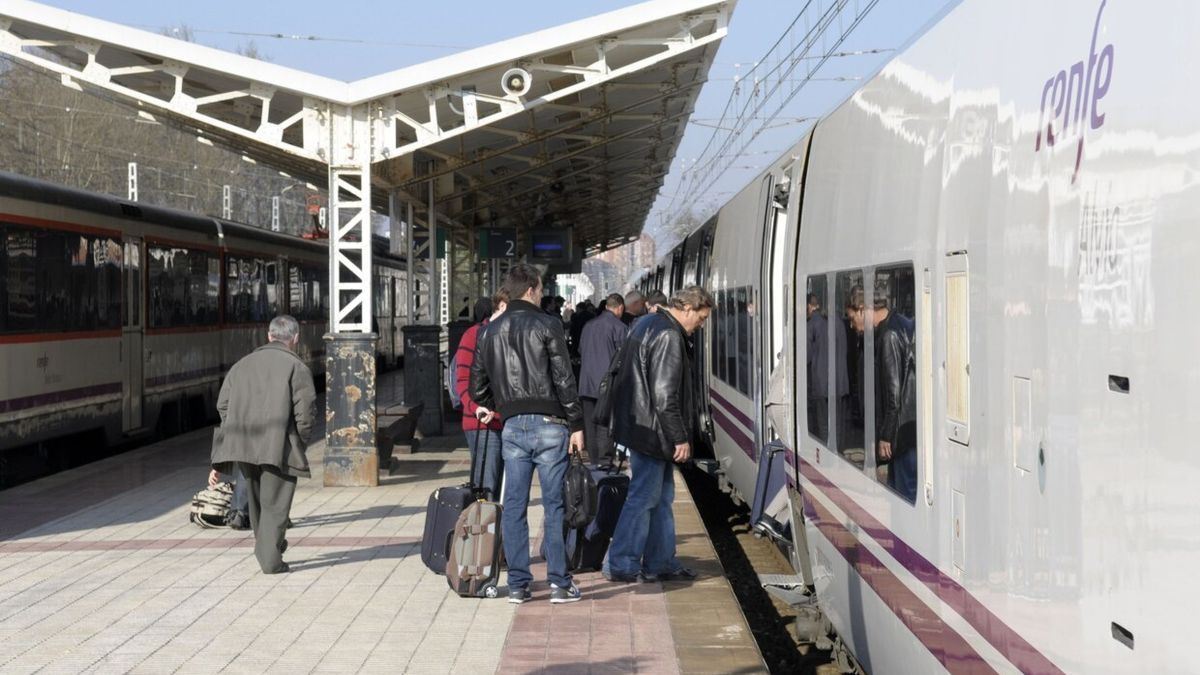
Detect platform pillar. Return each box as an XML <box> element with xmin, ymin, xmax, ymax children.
<box><xmin>323</xmin><ymin>333</ymin><xmax>380</xmax><ymax>486</ymax></box>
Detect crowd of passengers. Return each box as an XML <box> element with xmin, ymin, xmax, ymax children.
<box><xmin>209</xmin><ymin>263</ymin><xmax>713</xmax><ymax>604</ymax></box>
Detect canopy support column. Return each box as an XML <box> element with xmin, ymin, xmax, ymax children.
<box><xmin>324</xmin><ymin>103</ymin><xmax>378</xmax><ymax>487</ymax></box>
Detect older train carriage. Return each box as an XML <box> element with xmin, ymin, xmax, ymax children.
<box><xmin>0</xmin><ymin>171</ymin><xmax>407</xmax><ymax>483</ymax></box>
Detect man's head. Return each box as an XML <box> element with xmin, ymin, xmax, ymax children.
<box><xmin>472</xmin><ymin>297</ymin><xmax>493</xmax><ymax>323</ymax></box>
<box><xmin>645</xmin><ymin>289</ymin><xmax>668</xmax><ymax>314</ymax></box>
<box><xmin>490</xmin><ymin>287</ymin><xmax>510</xmax><ymax>321</ymax></box>
<box><xmin>267</xmin><ymin>314</ymin><xmax>301</xmax><ymax>351</ymax></box>
<box><xmin>846</xmin><ymin>286</ymin><xmax>888</xmax><ymax>334</ymax></box>
<box><xmin>666</xmin><ymin>286</ymin><xmax>714</xmax><ymax>335</ymax></box>
<box><xmin>807</xmin><ymin>292</ymin><xmax>820</xmax><ymax>319</ymax></box>
<box><xmin>502</xmin><ymin>263</ymin><xmax>544</xmax><ymax>304</ymax></box>
<box><xmin>540</xmin><ymin>296</ymin><xmax>556</xmax><ymax>312</ymax></box>
<box><xmin>553</xmin><ymin>296</ymin><xmax>565</xmax><ymax>311</ymax></box>
<box><xmin>604</xmin><ymin>292</ymin><xmax>625</xmax><ymax>317</ymax></box>
<box><xmin>625</xmin><ymin>290</ymin><xmax>646</xmax><ymax>316</ymax></box>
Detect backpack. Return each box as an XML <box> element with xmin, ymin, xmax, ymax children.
<box><xmin>189</xmin><ymin>482</ymin><xmax>234</xmax><ymax>529</ymax></box>
<box><xmin>444</xmin><ymin>352</ymin><xmax>463</xmax><ymax>410</ymax></box>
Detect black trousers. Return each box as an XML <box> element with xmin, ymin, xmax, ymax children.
<box><xmin>237</xmin><ymin>463</ymin><xmax>296</xmax><ymax>573</ymax></box>
<box><xmin>580</xmin><ymin>397</ymin><xmax>614</xmax><ymax>465</ymax></box>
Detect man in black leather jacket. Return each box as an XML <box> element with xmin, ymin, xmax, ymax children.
<box><xmin>848</xmin><ymin>287</ymin><xmax>917</xmax><ymax>502</ymax></box>
<box><xmin>470</xmin><ymin>263</ymin><xmax>586</xmax><ymax>605</ymax></box>
<box><xmin>603</xmin><ymin>285</ymin><xmax>713</xmax><ymax>583</ymax></box>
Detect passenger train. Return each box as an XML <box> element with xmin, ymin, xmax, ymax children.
<box><xmin>0</xmin><ymin>171</ymin><xmax>409</xmax><ymax>485</ymax></box>
<box><xmin>645</xmin><ymin>0</ymin><xmax>1199</xmax><ymax>671</ymax></box>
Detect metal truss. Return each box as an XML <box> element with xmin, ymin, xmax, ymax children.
<box><xmin>326</xmin><ymin>104</ymin><xmax>374</xmax><ymax>333</ymax></box>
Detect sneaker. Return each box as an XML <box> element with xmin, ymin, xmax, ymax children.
<box><xmin>226</xmin><ymin>511</ymin><xmax>250</xmax><ymax>530</ymax></box>
<box><xmin>508</xmin><ymin>587</ymin><xmax>532</xmax><ymax>604</ymax></box>
<box><xmin>549</xmin><ymin>583</ymin><xmax>582</xmax><ymax>604</ymax></box>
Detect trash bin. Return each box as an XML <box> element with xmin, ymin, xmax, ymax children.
<box><xmin>402</xmin><ymin>324</ymin><xmax>443</xmax><ymax>436</ymax></box>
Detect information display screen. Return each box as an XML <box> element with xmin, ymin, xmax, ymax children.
<box><xmin>529</xmin><ymin>230</ymin><xmax>572</xmax><ymax>263</ymax></box>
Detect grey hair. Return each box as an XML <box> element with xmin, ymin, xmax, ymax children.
<box><xmin>268</xmin><ymin>314</ymin><xmax>301</xmax><ymax>343</ymax></box>
<box><xmin>669</xmin><ymin>285</ymin><xmax>714</xmax><ymax>311</ymax></box>
<box><xmin>625</xmin><ymin>290</ymin><xmax>644</xmax><ymax>304</ymax></box>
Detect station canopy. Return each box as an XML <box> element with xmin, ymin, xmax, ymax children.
<box><xmin>0</xmin><ymin>0</ymin><xmax>734</xmax><ymax>255</ymax></box>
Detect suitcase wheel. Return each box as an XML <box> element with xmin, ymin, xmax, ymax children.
<box><xmin>483</xmin><ymin>584</ymin><xmax>499</xmax><ymax>599</ymax></box>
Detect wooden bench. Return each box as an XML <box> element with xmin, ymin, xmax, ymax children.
<box><xmin>377</xmin><ymin>402</ymin><xmax>424</xmax><ymax>469</ymax></box>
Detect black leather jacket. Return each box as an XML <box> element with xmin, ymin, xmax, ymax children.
<box><xmin>469</xmin><ymin>299</ymin><xmax>584</xmax><ymax>432</ymax></box>
<box><xmin>610</xmin><ymin>310</ymin><xmax>695</xmax><ymax>461</ymax></box>
<box><xmin>875</xmin><ymin>311</ymin><xmax>915</xmax><ymax>448</ymax></box>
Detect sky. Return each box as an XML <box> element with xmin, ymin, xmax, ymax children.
<box><xmin>34</xmin><ymin>0</ymin><xmax>959</xmax><ymax>251</ymax></box>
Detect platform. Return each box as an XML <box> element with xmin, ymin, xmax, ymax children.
<box><xmin>0</xmin><ymin>395</ymin><xmax>765</xmax><ymax>673</ymax></box>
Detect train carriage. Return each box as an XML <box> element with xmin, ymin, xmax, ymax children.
<box><xmin>0</xmin><ymin>171</ymin><xmax>407</xmax><ymax>483</ymax></box>
<box><xmin>656</xmin><ymin>0</ymin><xmax>1200</xmax><ymax>671</ymax></box>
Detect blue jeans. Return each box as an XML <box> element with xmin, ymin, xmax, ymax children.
<box><xmin>465</xmin><ymin>428</ymin><xmax>504</xmax><ymax>500</ymax></box>
<box><xmin>605</xmin><ymin>449</ymin><xmax>680</xmax><ymax>577</ymax></box>
<box><xmin>501</xmin><ymin>415</ymin><xmax>571</xmax><ymax>590</ymax></box>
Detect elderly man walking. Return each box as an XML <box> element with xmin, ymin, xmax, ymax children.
<box><xmin>604</xmin><ymin>286</ymin><xmax>712</xmax><ymax>583</ymax></box>
<box><xmin>211</xmin><ymin>315</ymin><xmax>316</xmax><ymax>574</ymax></box>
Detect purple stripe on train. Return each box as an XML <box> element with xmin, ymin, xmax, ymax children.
<box><xmin>707</xmin><ymin>387</ymin><xmax>755</xmax><ymax>430</ymax></box>
<box><xmin>710</xmin><ymin>407</ymin><xmax>756</xmax><ymax>461</ymax></box>
<box><xmin>803</xmin><ymin>492</ymin><xmax>995</xmax><ymax>673</ymax></box>
<box><xmin>799</xmin><ymin>457</ymin><xmax>1063</xmax><ymax>675</ymax></box>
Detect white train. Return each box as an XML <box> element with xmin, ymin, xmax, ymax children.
<box><xmin>646</xmin><ymin>0</ymin><xmax>1198</xmax><ymax>671</ymax></box>
<box><xmin>0</xmin><ymin>172</ymin><xmax>409</xmax><ymax>485</ymax></box>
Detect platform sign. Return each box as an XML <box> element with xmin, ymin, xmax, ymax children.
<box><xmin>481</xmin><ymin>228</ymin><xmax>518</xmax><ymax>259</ymax></box>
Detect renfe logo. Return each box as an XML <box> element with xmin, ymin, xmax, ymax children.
<box><xmin>1034</xmin><ymin>0</ymin><xmax>1115</xmax><ymax>183</ymax></box>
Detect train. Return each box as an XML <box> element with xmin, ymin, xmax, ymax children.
<box><xmin>643</xmin><ymin>0</ymin><xmax>1199</xmax><ymax>671</ymax></box>
<box><xmin>0</xmin><ymin>171</ymin><xmax>409</xmax><ymax>485</ymax></box>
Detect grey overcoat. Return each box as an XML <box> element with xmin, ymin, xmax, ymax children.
<box><xmin>211</xmin><ymin>342</ymin><xmax>316</xmax><ymax>478</ymax></box>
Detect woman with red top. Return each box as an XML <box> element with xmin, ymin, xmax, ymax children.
<box><xmin>455</xmin><ymin>288</ymin><xmax>509</xmax><ymax>499</ymax></box>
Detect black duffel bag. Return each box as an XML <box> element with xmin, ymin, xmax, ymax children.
<box><xmin>562</xmin><ymin>451</ymin><xmax>598</xmax><ymax>529</ymax></box>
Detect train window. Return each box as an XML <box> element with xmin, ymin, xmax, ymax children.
<box><xmin>834</xmin><ymin>270</ymin><xmax>866</xmax><ymax>469</ymax></box>
<box><xmin>147</xmin><ymin>245</ymin><xmax>219</xmax><ymax>329</ymax></box>
<box><xmin>735</xmin><ymin>286</ymin><xmax>753</xmax><ymax>397</ymax></box>
<box><xmin>713</xmin><ymin>289</ymin><xmax>726</xmax><ymax>384</ymax></box>
<box><xmin>871</xmin><ymin>265</ymin><xmax>918</xmax><ymax>504</ymax></box>
<box><xmin>394</xmin><ymin>275</ymin><xmax>406</xmax><ymax>318</ymax></box>
<box><xmin>945</xmin><ymin>253</ymin><xmax>970</xmax><ymax>445</ymax></box>
<box><xmin>0</xmin><ymin>226</ymin><xmax>122</xmax><ymax>334</ymax></box>
<box><xmin>225</xmin><ymin>255</ymin><xmax>277</xmax><ymax>324</ymax></box>
<box><xmin>288</xmin><ymin>264</ymin><xmax>327</xmax><ymax>322</ymax></box>
<box><xmin>805</xmin><ymin>274</ymin><xmax>831</xmax><ymax>445</ymax></box>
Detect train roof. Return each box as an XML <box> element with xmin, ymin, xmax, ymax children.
<box><xmin>0</xmin><ymin>171</ymin><xmax>404</xmax><ymax>267</ymax></box>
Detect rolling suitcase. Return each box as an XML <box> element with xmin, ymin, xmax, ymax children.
<box><xmin>421</xmin><ymin>429</ymin><xmax>492</xmax><ymax>575</ymax></box>
<box><xmin>446</xmin><ymin>498</ymin><xmax>503</xmax><ymax>598</ymax></box>
<box><xmin>568</xmin><ymin>458</ymin><xmax>629</xmax><ymax>571</ymax></box>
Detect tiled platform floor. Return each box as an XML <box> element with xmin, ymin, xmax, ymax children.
<box><xmin>0</xmin><ymin>391</ymin><xmax>764</xmax><ymax>673</ymax></box>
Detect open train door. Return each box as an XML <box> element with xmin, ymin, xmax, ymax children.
<box><xmin>121</xmin><ymin>237</ymin><xmax>144</xmax><ymax>433</ymax></box>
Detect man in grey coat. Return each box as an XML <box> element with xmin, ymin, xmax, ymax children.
<box><xmin>210</xmin><ymin>314</ymin><xmax>316</xmax><ymax>574</ymax></box>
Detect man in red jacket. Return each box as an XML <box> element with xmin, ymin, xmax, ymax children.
<box><xmin>454</xmin><ymin>288</ymin><xmax>509</xmax><ymax>498</ymax></box>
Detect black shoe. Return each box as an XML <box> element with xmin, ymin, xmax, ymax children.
<box><xmin>658</xmin><ymin>567</ymin><xmax>697</xmax><ymax>581</ymax></box>
<box><xmin>226</xmin><ymin>512</ymin><xmax>250</xmax><ymax>530</ymax></box>
<box><xmin>603</xmin><ymin>570</ymin><xmax>641</xmax><ymax>583</ymax></box>
<box><xmin>284</xmin><ymin>518</ymin><xmax>293</xmax><ymax>529</ymax></box>
<box><xmin>264</xmin><ymin>562</ymin><xmax>290</xmax><ymax>575</ymax></box>
<box><xmin>549</xmin><ymin>583</ymin><xmax>582</xmax><ymax>604</ymax></box>
<box><xmin>508</xmin><ymin>587</ymin><xmax>532</xmax><ymax>604</ymax></box>
<box><xmin>279</xmin><ymin>539</ymin><xmax>288</xmax><ymax>554</ymax></box>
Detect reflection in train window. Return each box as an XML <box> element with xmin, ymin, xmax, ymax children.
<box><xmin>225</xmin><ymin>255</ymin><xmax>278</xmax><ymax>324</ymax></box>
<box><xmin>735</xmin><ymin>286</ymin><xmax>753</xmax><ymax>396</ymax></box>
<box><xmin>288</xmin><ymin>264</ymin><xmax>327</xmax><ymax>322</ymax></box>
<box><xmin>147</xmin><ymin>245</ymin><xmax>219</xmax><ymax>329</ymax></box>
<box><xmin>805</xmin><ymin>274</ymin><xmax>831</xmax><ymax>445</ymax></box>
<box><xmin>0</xmin><ymin>225</ymin><xmax>122</xmax><ymax>334</ymax></box>
<box><xmin>834</xmin><ymin>270</ymin><xmax>865</xmax><ymax>469</ymax></box>
<box><xmin>714</xmin><ymin>289</ymin><xmax>727</xmax><ymax>384</ymax></box>
<box><xmin>871</xmin><ymin>265</ymin><xmax>917</xmax><ymax>504</ymax></box>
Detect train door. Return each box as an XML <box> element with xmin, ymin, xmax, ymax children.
<box><xmin>121</xmin><ymin>236</ymin><xmax>144</xmax><ymax>432</ymax></box>
<box><xmin>759</xmin><ymin>170</ymin><xmax>792</xmax><ymax>442</ymax></box>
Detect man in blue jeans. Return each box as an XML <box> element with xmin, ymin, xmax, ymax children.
<box><xmin>470</xmin><ymin>264</ymin><xmax>586</xmax><ymax>604</ymax></box>
<box><xmin>604</xmin><ymin>286</ymin><xmax>712</xmax><ymax>583</ymax></box>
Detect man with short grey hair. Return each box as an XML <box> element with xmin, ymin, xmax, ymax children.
<box><xmin>621</xmin><ymin>290</ymin><xmax>646</xmax><ymax>326</ymax></box>
<box><xmin>211</xmin><ymin>314</ymin><xmax>316</xmax><ymax>574</ymax></box>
